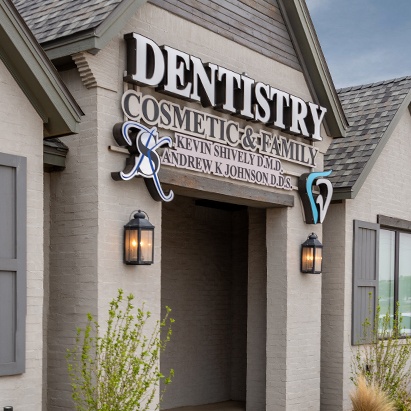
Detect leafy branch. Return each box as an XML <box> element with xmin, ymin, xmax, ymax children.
<box><xmin>66</xmin><ymin>289</ymin><xmax>174</xmax><ymax>411</ymax></box>
<box><xmin>352</xmin><ymin>302</ymin><xmax>411</xmax><ymax>410</ymax></box>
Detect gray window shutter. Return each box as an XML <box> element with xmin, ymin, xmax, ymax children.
<box><xmin>0</xmin><ymin>153</ymin><xmax>26</xmax><ymax>375</ymax></box>
<box><xmin>352</xmin><ymin>220</ymin><xmax>380</xmax><ymax>345</ymax></box>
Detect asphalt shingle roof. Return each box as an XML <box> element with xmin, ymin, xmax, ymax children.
<box><xmin>325</xmin><ymin>76</ymin><xmax>411</xmax><ymax>190</ymax></box>
<box><xmin>13</xmin><ymin>0</ymin><xmax>122</xmax><ymax>43</ymax></box>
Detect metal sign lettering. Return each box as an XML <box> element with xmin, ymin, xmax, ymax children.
<box><xmin>161</xmin><ymin>133</ymin><xmax>292</xmax><ymax>190</ymax></box>
<box><xmin>123</xmin><ymin>33</ymin><xmax>328</xmax><ymax>141</ymax></box>
<box><xmin>120</xmin><ymin>90</ymin><xmax>319</xmax><ymax>168</ymax></box>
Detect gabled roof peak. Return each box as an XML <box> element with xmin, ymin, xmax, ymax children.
<box><xmin>12</xmin><ymin>0</ymin><xmax>347</xmax><ymax>139</ymax></box>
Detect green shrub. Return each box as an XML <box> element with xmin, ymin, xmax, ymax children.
<box><xmin>352</xmin><ymin>303</ymin><xmax>411</xmax><ymax>410</ymax></box>
<box><xmin>66</xmin><ymin>289</ymin><xmax>174</xmax><ymax>411</ymax></box>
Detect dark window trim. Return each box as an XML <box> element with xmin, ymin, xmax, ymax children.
<box><xmin>378</xmin><ymin>214</ymin><xmax>411</xmax><ymax>231</ymax></box>
<box><xmin>378</xmin><ymin>219</ymin><xmax>411</xmax><ymax>333</ymax></box>
<box><xmin>0</xmin><ymin>152</ymin><xmax>26</xmax><ymax>376</ymax></box>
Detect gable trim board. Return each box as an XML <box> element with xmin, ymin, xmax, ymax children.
<box><xmin>332</xmin><ymin>89</ymin><xmax>411</xmax><ymax>201</ymax></box>
<box><xmin>278</xmin><ymin>0</ymin><xmax>347</xmax><ymax>139</ymax></box>
<box><xmin>0</xmin><ymin>0</ymin><xmax>83</xmax><ymax>138</ymax></box>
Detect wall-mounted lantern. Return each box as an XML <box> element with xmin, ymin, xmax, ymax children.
<box><xmin>301</xmin><ymin>233</ymin><xmax>323</xmax><ymax>274</ymax></box>
<box><xmin>124</xmin><ymin>210</ymin><xmax>154</xmax><ymax>265</ymax></box>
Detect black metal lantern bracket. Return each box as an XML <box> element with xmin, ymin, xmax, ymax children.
<box><xmin>124</xmin><ymin>210</ymin><xmax>155</xmax><ymax>265</ymax></box>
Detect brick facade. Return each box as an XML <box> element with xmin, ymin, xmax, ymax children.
<box><xmin>0</xmin><ymin>59</ymin><xmax>44</xmax><ymax>410</ymax></box>
<box><xmin>322</xmin><ymin>106</ymin><xmax>411</xmax><ymax>410</ymax></box>
<box><xmin>0</xmin><ymin>1</ymin><xmax>337</xmax><ymax>410</ymax></box>
<box><xmin>43</xmin><ymin>3</ymin><xmax>330</xmax><ymax>410</ymax></box>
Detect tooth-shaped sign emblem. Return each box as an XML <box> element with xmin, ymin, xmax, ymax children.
<box><xmin>298</xmin><ymin>170</ymin><xmax>333</xmax><ymax>224</ymax></box>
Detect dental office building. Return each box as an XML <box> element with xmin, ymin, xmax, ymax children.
<box><xmin>0</xmin><ymin>0</ymin><xmax>409</xmax><ymax>410</ymax></box>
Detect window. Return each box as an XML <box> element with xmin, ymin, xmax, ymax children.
<box><xmin>379</xmin><ymin>229</ymin><xmax>411</xmax><ymax>333</ymax></box>
<box><xmin>353</xmin><ymin>217</ymin><xmax>411</xmax><ymax>345</ymax></box>
<box><xmin>0</xmin><ymin>152</ymin><xmax>26</xmax><ymax>376</ymax></box>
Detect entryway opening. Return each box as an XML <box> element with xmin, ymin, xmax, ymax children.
<box><xmin>160</xmin><ymin>195</ymin><xmax>251</xmax><ymax>411</ymax></box>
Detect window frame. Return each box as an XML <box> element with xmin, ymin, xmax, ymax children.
<box><xmin>379</xmin><ymin>225</ymin><xmax>411</xmax><ymax>332</ymax></box>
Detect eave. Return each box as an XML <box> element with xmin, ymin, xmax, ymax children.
<box><xmin>43</xmin><ymin>139</ymin><xmax>68</xmax><ymax>172</ymax></box>
<box><xmin>0</xmin><ymin>0</ymin><xmax>83</xmax><ymax>138</ymax></box>
<box><xmin>278</xmin><ymin>0</ymin><xmax>348</xmax><ymax>139</ymax></box>
<box><xmin>42</xmin><ymin>0</ymin><xmax>148</xmax><ymax>61</ymax></box>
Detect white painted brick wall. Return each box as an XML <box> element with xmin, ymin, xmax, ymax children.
<box><xmin>43</xmin><ymin>3</ymin><xmax>331</xmax><ymax>410</ymax></box>
<box><xmin>0</xmin><ymin>60</ymin><xmax>44</xmax><ymax>410</ymax></box>
<box><xmin>322</xmin><ymin>111</ymin><xmax>411</xmax><ymax>411</ymax></box>
<box><xmin>43</xmin><ymin>173</ymin><xmax>50</xmax><ymax>411</ymax></box>
<box><xmin>266</xmin><ymin>204</ymin><xmax>323</xmax><ymax>411</ymax></box>
<box><xmin>321</xmin><ymin>202</ymin><xmax>346</xmax><ymax>411</ymax></box>
<box><xmin>231</xmin><ymin>210</ymin><xmax>248</xmax><ymax>401</ymax></box>
<box><xmin>47</xmin><ymin>69</ymin><xmax>99</xmax><ymax>411</ymax></box>
<box><xmin>160</xmin><ymin>196</ymin><xmax>248</xmax><ymax>409</ymax></box>
<box><xmin>266</xmin><ymin>207</ymin><xmax>288</xmax><ymax>410</ymax></box>
<box><xmin>247</xmin><ymin>208</ymin><xmax>267</xmax><ymax>411</ymax></box>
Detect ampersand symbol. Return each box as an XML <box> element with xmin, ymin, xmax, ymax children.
<box><xmin>111</xmin><ymin>121</ymin><xmax>174</xmax><ymax>202</ymax></box>
<box><xmin>241</xmin><ymin>126</ymin><xmax>257</xmax><ymax>151</ymax></box>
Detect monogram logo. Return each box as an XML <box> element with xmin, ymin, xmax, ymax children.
<box><xmin>298</xmin><ymin>170</ymin><xmax>333</xmax><ymax>224</ymax></box>
<box><xmin>111</xmin><ymin>121</ymin><xmax>174</xmax><ymax>202</ymax></box>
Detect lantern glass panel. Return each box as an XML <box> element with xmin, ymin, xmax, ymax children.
<box><xmin>302</xmin><ymin>246</ymin><xmax>314</xmax><ymax>272</ymax></box>
<box><xmin>125</xmin><ymin>229</ymin><xmax>139</xmax><ymax>263</ymax></box>
<box><xmin>140</xmin><ymin>229</ymin><xmax>153</xmax><ymax>263</ymax></box>
<box><xmin>315</xmin><ymin>247</ymin><xmax>323</xmax><ymax>272</ymax></box>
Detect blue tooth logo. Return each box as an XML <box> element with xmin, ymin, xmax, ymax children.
<box><xmin>111</xmin><ymin>121</ymin><xmax>174</xmax><ymax>202</ymax></box>
<box><xmin>298</xmin><ymin>170</ymin><xmax>333</xmax><ymax>224</ymax></box>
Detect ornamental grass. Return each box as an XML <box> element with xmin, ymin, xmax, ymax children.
<box><xmin>350</xmin><ymin>375</ymin><xmax>395</xmax><ymax>411</ymax></box>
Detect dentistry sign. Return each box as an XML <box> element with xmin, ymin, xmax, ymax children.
<box><xmin>112</xmin><ymin>33</ymin><xmax>331</xmax><ymax>212</ymax></box>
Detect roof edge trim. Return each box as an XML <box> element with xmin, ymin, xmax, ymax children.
<box><xmin>0</xmin><ymin>0</ymin><xmax>83</xmax><ymax>137</ymax></box>
<box><xmin>43</xmin><ymin>32</ymin><xmax>99</xmax><ymax>61</ymax></box>
<box><xmin>42</xmin><ymin>0</ymin><xmax>148</xmax><ymax>61</ymax></box>
<box><xmin>43</xmin><ymin>139</ymin><xmax>69</xmax><ymax>172</ymax></box>
<box><xmin>278</xmin><ymin>0</ymin><xmax>347</xmax><ymax>138</ymax></box>
<box><xmin>332</xmin><ymin>188</ymin><xmax>354</xmax><ymax>200</ymax></box>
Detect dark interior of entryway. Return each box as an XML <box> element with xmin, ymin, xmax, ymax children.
<box><xmin>160</xmin><ymin>195</ymin><xmax>248</xmax><ymax>411</ymax></box>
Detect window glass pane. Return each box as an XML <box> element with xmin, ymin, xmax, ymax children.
<box><xmin>399</xmin><ymin>232</ymin><xmax>411</xmax><ymax>333</ymax></box>
<box><xmin>379</xmin><ymin>230</ymin><xmax>395</xmax><ymax>319</ymax></box>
